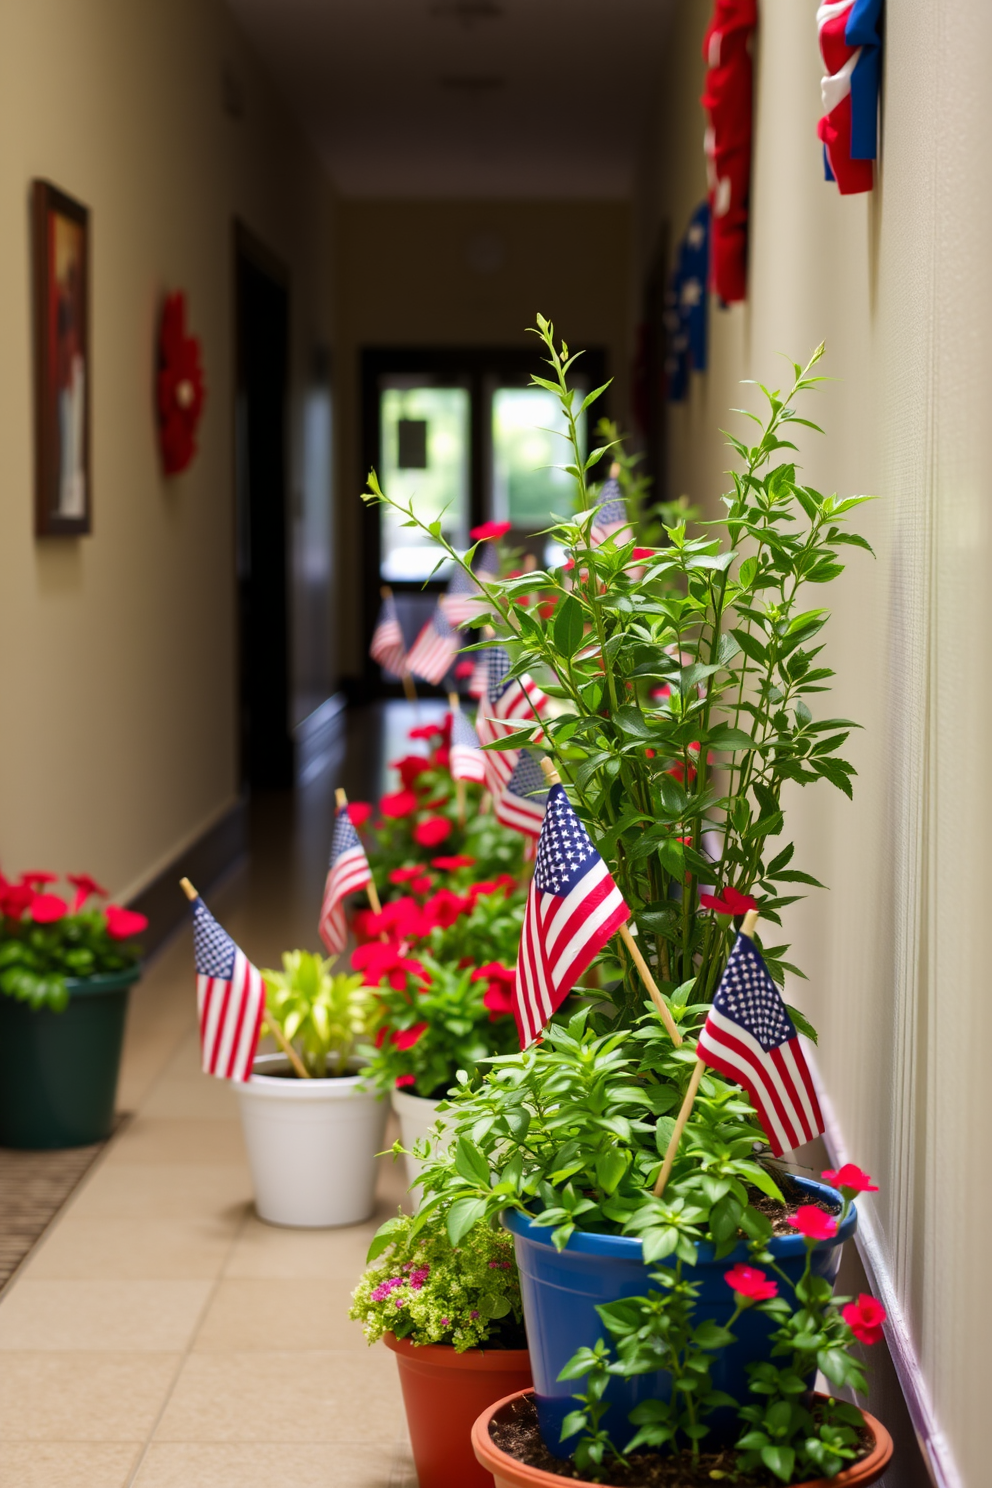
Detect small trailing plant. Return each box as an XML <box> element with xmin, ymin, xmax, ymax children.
<box><xmin>260</xmin><ymin>949</ymin><xmax>380</xmax><ymax>1077</ymax></box>
<box><xmin>351</xmin><ymin>1207</ymin><xmax>524</xmax><ymax>1352</ymax></box>
<box><xmin>0</xmin><ymin>871</ymin><xmax>147</xmax><ymax>1011</ymax></box>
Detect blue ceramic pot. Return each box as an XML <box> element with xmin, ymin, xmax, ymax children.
<box><xmin>503</xmin><ymin>1175</ymin><xmax>857</xmax><ymax>1457</ymax></box>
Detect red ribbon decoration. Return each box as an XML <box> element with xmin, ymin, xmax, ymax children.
<box><xmin>701</xmin><ymin>0</ymin><xmax>757</xmax><ymax>304</ymax></box>
<box><xmin>157</xmin><ymin>291</ymin><xmax>205</xmax><ymax>475</ymax></box>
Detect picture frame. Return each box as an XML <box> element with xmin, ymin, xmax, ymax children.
<box><xmin>32</xmin><ymin>180</ymin><xmax>91</xmax><ymax>536</ymax></box>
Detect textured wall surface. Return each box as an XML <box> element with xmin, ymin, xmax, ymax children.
<box><xmin>0</xmin><ymin>0</ymin><xmax>335</xmax><ymax>901</ymax></box>
<box><xmin>637</xmin><ymin>3</ymin><xmax>991</xmax><ymax>1484</ymax></box>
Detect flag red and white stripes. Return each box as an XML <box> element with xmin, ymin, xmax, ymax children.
<box><xmin>475</xmin><ymin>647</ymin><xmax>547</xmax><ymax>798</ymax></box>
<box><xmin>370</xmin><ymin>595</ymin><xmax>407</xmax><ymax>677</ymax></box>
<box><xmin>319</xmin><ymin>806</ymin><xmax>373</xmax><ymax>955</ymax></box>
<box><xmin>494</xmin><ymin>749</ymin><xmax>547</xmax><ymax>839</ymax></box>
<box><xmin>513</xmin><ymin>783</ymin><xmax>629</xmax><ymax>1047</ymax></box>
<box><xmin>193</xmin><ymin>898</ymin><xmax>266</xmax><ymax>1082</ymax></box>
<box><xmin>449</xmin><ymin>709</ymin><xmax>486</xmax><ymax>784</ymax></box>
<box><xmin>696</xmin><ymin>931</ymin><xmax>823</xmax><ymax>1156</ymax></box>
<box><xmin>406</xmin><ymin>607</ymin><xmax>460</xmax><ymax>685</ymax></box>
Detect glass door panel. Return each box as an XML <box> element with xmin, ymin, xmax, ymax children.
<box><xmin>490</xmin><ymin>386</ymin><xmax>587</xmax><ymax>532</ymax></box>
<box><xmin>378</xmin><ymin>382</ymin><xmax>470</xmax><ymax>582</ymax></box>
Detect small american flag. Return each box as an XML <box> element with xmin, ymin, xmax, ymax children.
<box><xmin>696</xmin><ymin>931</ymin><xmax>823</xmax><ymax>1156</ymax></box>
<box><xmin>193</xmin><ymin>899</ymin><xmax>266</xmax><ymax>1082</ymax></box>
<box><xmin>475</xmin><ymin>646</ymin><xmax>547</xmax><ymax>797</ymax></box>
<box><xmin>407</xmin><ymin>605</ymin><xmax>460</xmax><ymax>685</ymax></box>
<box><xmin>319</xmin><ymin>806</ymin><xmax>373</xmax><ymax>955</ymax></box>
<box><xmin>441</xmin><ymin>564</ymin><xmax>485</xmax><ymax>627</ymax></box>
<box><xmin>589</xmin><ymin>477</ymin><xmax>632</xmax><ymax>546</ymax></box>
<box><xmin>467</xmin><ymin>655</ymin><xmax>488</xmax><ymax>699</ymax></box>
<box><xmin>370</xmin><ymin>595</ymin><xmax>407</xmax><ymax>677</ymax></box>
<box><xmin>449</xmin><ymin>709</ymin><xmax>486</xmax><ymax>784</ymax></box>
<box><xmin>513</xmin><ymin>783</ymin><xmax>629</xmax><ymax>1047</ymax></box>
<box><xmin>494</xmin><ymin>749</ymin><xmax>547</xmax><ymax>838</ymax></box>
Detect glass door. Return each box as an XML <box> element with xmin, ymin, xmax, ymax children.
<box><xmin>378</xmin><ymin>379</ymin><xmax>471</xmax><ymax>583</ymax></box>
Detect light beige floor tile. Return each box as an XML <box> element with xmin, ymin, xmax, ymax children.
<box><xmin>0</xmin><ymin>1441</ymin><xmax>141</xmax><ymax>1488</ymax></box>
<box><xmin>139</xmin><ymin>1072</ymin><xmax>243</xmax><ymax>1122</ymax></box>
<box><xmin>105</xmin><ymin>1118</ymin><xmax>248</xmax><ymax>1166</ymax></box>
<box><xmin>0</xmin><ymin>1280</ymin><xmax>212</xmax><ymax>1352</ymax></box>
<box><xmin>69</xmin><ymin>1163</ymin><xmax>252</xmax><ymax>1221</ymax></box>
<box><xmin>223</xmin><ymin>1214</ymin><xmax>381</xmax><ymax>1280</ymax></box>
<box><xmin>193</xmin><ymin>1278</ymin><xmax>367</xmax><ymax>1352</ymax></box>
<box><xmin>25</xmin><ymin>1212</ymin><xmax>240</xmax><ymax>1281</ymax></box>
<box><xmin>133</xmin><ymin>1440</ymin><xmax>397</xmax><ymax>1488</ymax></box>
<box><xmin>154</xmin><ymin>1349</ymin><xmax>403</xmax><ymax>1442</ymax></box>
<box><xmin>0</xmin><ymin>1352</ymin><xmax>179</xmax><ymax>1440</ymax></box>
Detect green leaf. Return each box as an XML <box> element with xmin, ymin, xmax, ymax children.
<box><xmin>453</xmin><ymin>1137</ymin><xmax>491</xmax><ymax>1187</ymax></box>
<box><xmin>706</xmin><ymin>726</ymin><xmax>756</xmax><ymax>751</ymax></box>
<box><xmin>760</xmin><ymin>1445</ymin><xmax>796</xmax><ymax>1483</ymax></box>
<box><xmin>446</xmin><ymin>1196</ymin><xmax>489</xmax><ymax>1245</ymax></box>
<box><xmin>613</xmin><ymin>706</ymin><xmax>655</xmax><ymax>740</ymax></box>
<box><xmin>553</xmin><ymin>595</ymin><xmax>586</xmax><ymax>659</ymax></box>
<box><xmin>595</xmin><ymin>1148</ymin><xmax>628</xmax><ymax>1195</ymax></box>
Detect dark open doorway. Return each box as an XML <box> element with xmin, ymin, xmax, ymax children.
<box><xmin>234</xmin><ymin>225</ymin><xmax>293</xmax><ymax>789</ymax></box>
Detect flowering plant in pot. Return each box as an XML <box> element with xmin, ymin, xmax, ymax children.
<box><xmin>364</xmin><ymin>320</ymin><xmax>888</xmax><ymax>1473</ymax></box>
<box><xmin>0</xmin><ymin>870</ymin><xmax>147</xmax><ymax>1148</ymax></box>
<box><xmin>352</xmin><ymin>1205</ymin><xmax>531</xmax><ymax>1488</ymax></box>
<box><xmin>236</xmin><ymin>949</ymin><xmax>386</xmax><ymax>1228</ymax></box>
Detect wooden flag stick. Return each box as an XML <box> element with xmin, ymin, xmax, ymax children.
<box><xmin>381</xmin><ymin>584</ymin><xmax>417</xmax><ymax>701</ymax></box>
<box><xmin>652</xmin><ymin>908</ymin><xmax>761</xmax><ymax>1198</ymax></box>
<box><xmin>336</xmin><ymin>788</ymin><xmax>382</xmax><ymax>915</ymax></box>
<box><xmin>537</xmin><ymin>758</ymin><xmax>683</xmax><ymax>1047</ymax></box>
<box><xmin>653</xmin><ymin>1058</ymin><xmax>704</xmax><ymax>1197</ymax></box>
<box><xmin>178</xmin><ymin>877</ymin><xmax>309</xmax><ymax>1079</ymax></box>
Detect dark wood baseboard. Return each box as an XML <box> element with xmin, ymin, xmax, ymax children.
<box><xmin>128</xmin><ymin>800</ymin><xmax>248</xmax><ymax>958</ymax></box>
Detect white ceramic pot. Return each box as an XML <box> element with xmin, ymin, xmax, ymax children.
<box><xmin>391</xmin><ymin>1087</ymin><xmax>449</xmax><ymax>1201</ymax></box>
<box><xmin>236</xmin><ymin>1054</ymin><xmax>387</xmax><ymax>1228</ymax></box>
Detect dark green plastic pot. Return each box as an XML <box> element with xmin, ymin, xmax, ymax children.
<box><xmin>0</xmin><ymin>966</ymin><xmax>140</xmax><ymax>1149</ymax></box>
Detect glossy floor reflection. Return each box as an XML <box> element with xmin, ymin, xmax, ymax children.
<box><xmin>0</xmin><ymin>704</ymin><xmax>447</xmax><ymax>1488</ymax></box>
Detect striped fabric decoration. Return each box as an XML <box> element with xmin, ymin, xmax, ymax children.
<box><xmin>319</xmin><ymin>805</ymin><xmax>373</xmax><ymax>955</ymax></box>
<box><xmin>494</xmin><ymin>748</ymin><xmax>548</xmax><ymax>838</ymax></box>
<box><xmin>193</xmin><ymin>898</ymin><xmax>266</xmax><ymax>1082</ymax></box>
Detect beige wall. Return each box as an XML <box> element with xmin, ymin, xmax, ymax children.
<box><xmin>0</xmin><ymin>0</ymin><xmax>335</xmax><ymax>902</ymax></box>
<box><xmin>638</xmin><ymin>4</ymin><xmax>990</xmax><ymax>1485</ymax></box>
<box><xmin>334</xmin><ymin>199</ymin><xmax>631</xmax><ymax>679</ymax></box>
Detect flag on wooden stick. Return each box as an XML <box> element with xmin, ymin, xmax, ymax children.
<box><xmin>696</xmin><ymin>929</ymin><xmax>823</xmax><ymax>1156</ymax></box>
<box><xmin>449</xmin><ymin>708</ymin><xmax>486</xmax><ymax>784</ymax></box>
<box><xmin>513</xmin><ymin>781</ymin><xmax>629</xmax><ymax>1047</ymax></box>
<box><xmin>319</xmin><ymin>804</ymin><xmax>373</xmax><ymax>955</ymax></box>
<box><xmin>370</xmin><ymin>592</ymin><xmax>407</xmax><ymax>677</ymax></box>
<box><xmin>475</xmin><ymin>646</ymin><xmax>547</xmax><ymax>798</ymax></box>
<box><xmin>494</xmin><ymin>748</ymin><xmax>547</xmax><ymax>838</ymax></box>
<box><xmin>407</xmin><ymin>605</ymin><xmax>460</xmax><ymax>685</ymax></box>
<box><xmin>192</xmin><ymin>897</ymin><xmax>266</xmax><ymax>1082</ymax></box>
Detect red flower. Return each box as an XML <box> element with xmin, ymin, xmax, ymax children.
<box><xmin>67</xmin><ymin>872</ymin><xmax>109</xmax><ymax>912</ymax></box>
<box><xmin>667</xmin><ymin>761</ymin><xmax>697</xmax><ymax>785</ymax></box>
<box><xmin>353</xmin><ymin>941</ymin><xmax>426</xmax><ymax>989</ymax></box>
<box><xmin>433</xmin><ymin>745</ymin><xmax>450</xmax><ymax>769</ymax></box>
<box><xmin>700</xmin><ymin>885</ymin><xmax>759</xmax><ymax>916</ymax></box>
<box><xmin>348</xmin><ymin>802</ymin><xmax>373</xmax><ymax>828</ymax></box>
<box><xmin>1</xmin><ymin>883</ymin><xmax>35</xmax><ymax>919</ymax></box>
<box><xmin>842</xmin><ymin>1294</ymin><xmax>887</xmax><ymax>1345</ymax></box>
<box><xmin>410</xmin><ymin>875</ymin><xmax>433</xmax><ymax>895</ymax></box>
<box><xmin>389</xmin><ymin>866</ymin><xmax>421</xmax><ymax>885</ymax></box>
<box><xmin>105</xmin><ymin>905</ymin><xmax>149</xmax><ymax>940</ymax></box>
<box><xmin>380</xmin><ymin>790</ymin><xmax>418</xmax><ymax>819</ymax></box>
<box><xmin>422</xmin><ymin>888</ymin><xmax>471</xmax><ymax>930</ymax></box>
<box><xmin>393</xmin><ymin>1022</ymin><xmax>429</xmax><ymax>1051</ymax></box>
<box><xmin>724</xmin><ymin>1264</ymin><xmax>778</xmax><ymax>1301</ymax></box>
<box><xmin>470</xmin><ymin>521</ymin><xmax>511</xmax><ymax>541</ymax></box>
<box><xmin>454</xmin><ymin>660</ymin><xmax>475</xmax><ymax>679</ymax></box>
<box><xmin>409</xmin><ymin>723</ymin><xmax>445</xmax><ymax>741</ymax></box>
<box><xmin>822</xmin><ymin>1163</ymin><xmax>879</xmax><ymax>1196</ymax></box>
<box><xmin>21</xmin><ymin>871</ymin><xmax>58</xmax><ymax>888</ymax></box>
<box><xmin>472</xmin><ymin>962</ymin><xmax>516</xmax><ymax>1020</ymax></box>
<box><xmin>395</xmin><ymin>1073</ymin><xmax>416</xmax><ymax>1088</ymax></box>
<box><xmin>392</xmin><ymin>755</ymin><xmax>432</xmax><ymax>791</ymax></box>
<box><xmin>31</xmin><ymin>893</ymin><xmax>68</xmax><ymax>924</ymax></box>
<box><xmin>791</xmin><ymin>1205</ymin><xmax>838</xmax><ymax>1242</ymax></box>
<box><xmin>630</xmin><ymin>548</ymin><xmax>657</xmax><ymax>562</ymax></box>
<box><xmin>413</xmin><ymin>816</ymin><xmax>452</xmax><ymax>848</ymax></box>
<box><xmin>431</xmin><ymin>855</ymin><xmax>476</xmax><ymax>871</ymax></box>
<box><xmin>537</xmin><ymin>597</ymin><xmax>558</xmax><ymax>620</ymax></box>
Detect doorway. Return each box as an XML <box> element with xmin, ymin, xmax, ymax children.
<box><xmin>359</xmin><ymin>346</ymin><xmax>608</xmax><ymax>695</ymax></box>
<box><xmin>234</xmin><ymin>225</ymin><xmax>293</xmax><ymax>789</ymax></box>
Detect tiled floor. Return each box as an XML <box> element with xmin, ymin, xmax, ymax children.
<box><xmin>0</xmin><ymin>704</ymin><xmax>450</xmax><ymax>1488</ymax></box>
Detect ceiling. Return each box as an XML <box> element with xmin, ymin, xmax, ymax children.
<box><xmin>225</xmin><ymin>0</ymin><xmax>674</xmax><ymax>199</ymax></box>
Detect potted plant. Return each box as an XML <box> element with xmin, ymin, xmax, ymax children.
<box><xmin>364</xmin><ymin>319</ymin><xmax>888</xmax><ymax>1470</ymax></box>
<box><xmin>352</xmin><ymin>1205</ymin><xmax>531</xmax><ymax>1488</ymax></box>
<box><xmin>0</xmin><ymin>871</ymin><xmax>147</xmax><ymax>1147</ymax></box>
<box><xmin>236</xmin><ymin>949</ymin><xmax>384</xmax><ymax>1228</ymax></box>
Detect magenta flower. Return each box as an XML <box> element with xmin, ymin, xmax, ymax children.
<box><xmin>791</xmin><ymin>1204</ymin><xmax>838</xmax><ymax>1241</ymax></box>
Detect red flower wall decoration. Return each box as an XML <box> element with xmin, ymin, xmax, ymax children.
<box><xmin>157</xmin><ymin>292</ymin><xmax>205</xmax><ymax>475</ymax></box>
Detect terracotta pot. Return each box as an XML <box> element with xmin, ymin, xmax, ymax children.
<box><xmin>384</xmin><ymin>1332</ymin><xmax>532</xmax><ymax>1488</ymax></box>
<box><xmin>471</xmin><ymin>1389</ymin><xmax>894</xmax><ymax>1488</ymax></box>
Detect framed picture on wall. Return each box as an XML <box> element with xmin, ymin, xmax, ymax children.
<box><xmin>32</xmin><ymin>180</ymin><xmax>91</xmax><ymax>536</ymax></box>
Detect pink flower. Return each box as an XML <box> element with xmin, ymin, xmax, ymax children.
<box><xmin>408</xmin><ymin>1265</ymin><xmax>430</xmax><ymax>1290</ymax></box>
<box><xmin>842</xmin><ymin>1294</ymin><xmax>887</xmax><ymax>1345</ymax></box>
<box><xmin>395</xmin><ymin>1073</ymin><xmax>416</xmax><ymax>1088</ymax></box>
<box><xmin>348</xmin><ymin>802</ymin><xmax>373</xmax><ymax>828</ymax></box>
<box><xmin>392</xmin><ymin>1022</ymin><xmax>428</xmax><ymax>1051</ymax></box>
<box><xmin>791</xmin><ymin>1205</ymin><xmax>838</xmax><ymax>1242</ymax></box>
<box><xmin>67</xmin><ymin>873</ymin><xmax>109</xmax><ymax>912</ymax></box>
<box><xmin>31</xmin><ymin>893</ymin><xmax>68</xmax><ymax>924</ymax></box>
<box><xmin>370</xmin><ymin>1276</ymin><xmax>404</xmax><ymax>1302</ymax></box>
<box><xmin>700</xmin><ymin>885</ymin><xmax>759</xmax><ymax>916</ymax></box>
<box><xmin>380</xmin><ymin>790</ymin><xmax>418</xmax><ymax>819</ymax></box>
<box><xmin>822</xmin><ymin>1164</ymin><xmax>879</xmax><ymax>1196</ymax></box>
<box><xmin>413</xmin><ymin>816</ymin><xmax>452</xmax><ymax>848</ymax></box>
<box><xmin>470</xmin><ymin>521</ymin><xmax>511</xmax><ymax>541</ymax></box>
<box><xmin>440</xmin><ymin>1316</ymin><xmax>451</xmax><ymax>1328</ymax></box>
<box><xmin>724</xmin><ymin>1264</ymin><xmax>778</xmax><ymax>1301</ymax></box>
<box><xmin>431</xmin><ymin>855</ymin><xmax>476</xmax><ymax>871</ymax></box>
